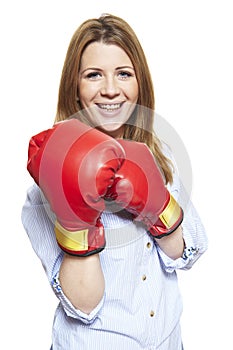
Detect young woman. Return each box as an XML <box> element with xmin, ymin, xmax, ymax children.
<box><xmin>22</xmin><ymin>14</ymin><xmax>208</xmax><ymax>350</ymax></box>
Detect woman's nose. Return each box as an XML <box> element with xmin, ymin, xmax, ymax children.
<box><xmin>100</xmin><ymin>77</ymin><xmax>120</xmax><ymax>97</ymax></box>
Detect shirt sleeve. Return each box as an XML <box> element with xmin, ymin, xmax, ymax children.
<box><xmin>155</xmin><ymin>144</ymin><xmax>208</xmax><ymax>273</ymax></box>
<box><xmin>21</xmin><ymin>184</ymin><xmax>104</xmax><ymax>323</ymax></box>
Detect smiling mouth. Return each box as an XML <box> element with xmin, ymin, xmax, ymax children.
<box><xmin>97</xmin><ymin>103</ymin><xmax>122</xmax><ymax>112</ymax></box>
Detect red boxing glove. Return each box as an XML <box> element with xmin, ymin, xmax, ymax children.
<box><xmin>105</xmin><ymin>139</ymin><xmax>183</xmax><ymax>238</ymax></box>
<box><xmin>27</xmin><ymin>119</ymin><xmax>125</xmax><ymax>256</ymax></box>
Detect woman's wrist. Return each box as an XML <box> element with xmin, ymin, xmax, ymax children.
<box><xmin>154</xmin><ymin>225</ymin><xmax>184</xmax><ymax>260</ymax></box>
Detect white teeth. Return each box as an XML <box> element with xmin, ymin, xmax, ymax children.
<box><xmin>98</xmin><ymin>103</ymin><xmax>121</xmax><ymax>111</ymax></box>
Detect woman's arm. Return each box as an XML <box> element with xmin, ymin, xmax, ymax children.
<box><xmin>59</xmin><ymin>253</ymin><xmax>105</xmax><ymax>314</ymax></box>
<box><xmin>154</xmin><ymin>225</ymin><xmax>184</xmax><ymax>260</ymax></box>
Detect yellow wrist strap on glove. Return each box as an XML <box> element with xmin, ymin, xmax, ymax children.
<box><xmin>54</xmin><ymin>221</ymin><xmax>89</xmax><ymax>252</ymax></box>
<box><xmin>159</xmin><ymin>194</ymin><xmax>182</xmax><ymax>229</ymax></box>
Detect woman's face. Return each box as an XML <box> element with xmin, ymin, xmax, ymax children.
<box><xmin>78</xmin><ymin>42</ymin><xmax>139</xmax><ymax>138</ymax></box>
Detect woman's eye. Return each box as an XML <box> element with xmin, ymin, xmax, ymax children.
<box><xmin>86</xmin><ymin>72</ymin><xmax>101</xmax><ymax>79</ymax></box>
<box><xmin>118</xmin><ymin>71</ymin><xmax>133</xmax><ymax>79</ymax></box>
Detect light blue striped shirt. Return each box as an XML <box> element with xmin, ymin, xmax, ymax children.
<box><xmin>21</xmin><ymin>147</ymin><xmax>207</xmax><ymax>350</ymax></box>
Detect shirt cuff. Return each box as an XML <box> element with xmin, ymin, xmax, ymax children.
<box><xmin>156</xmin><ymin>242</ymin><xmax>200</xmax><ymax>273</ymax></box>
<box><xmin>51</xmin><ymin>272</ymin><xmax>105</xmax><ymax>324</ymax></box>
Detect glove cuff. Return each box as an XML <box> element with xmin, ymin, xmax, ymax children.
<box><xmin>149</xmin><ymin>195</ymin><xmax>183</xmax><ymax>238</ymax></box>
<box><xmin>55</xmin><ymin>220</ymin><xmax>89</xmax><ymax>253</ymax></box>
<box><xmin>54</xmin><ymin>220</ymin><xmax>106</xmax><ymax>256</ymax></box>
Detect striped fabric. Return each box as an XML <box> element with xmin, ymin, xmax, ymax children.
<box><xmin>21</xmin><ymin>146</ymin><xmax>207</xmax><ymax>349</ymax></box>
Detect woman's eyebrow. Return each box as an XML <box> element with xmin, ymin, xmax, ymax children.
<box><xmin>116</xmin><ymin>66</ymin><xmax>135</xmax><ymax>70</ymax></box>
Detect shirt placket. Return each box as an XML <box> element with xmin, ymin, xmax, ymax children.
<box><xmin>138</xmin><ymin>236</ymin><xmax>159</xmax><ymax>347</ymax></box>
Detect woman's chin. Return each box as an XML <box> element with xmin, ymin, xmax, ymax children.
<box><xmin>97</xmin><ymin>124</ymin><xmax>124</xmax><ymax>138</ymax></box>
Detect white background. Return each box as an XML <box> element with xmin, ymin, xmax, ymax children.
<box><xmin>1</xmin><ymin>0</ymin><xmax>232</xmax><ymax>349</ymax></box>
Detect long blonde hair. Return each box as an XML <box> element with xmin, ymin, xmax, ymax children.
<box><xmin>55</xmin><ymin>14</ymin><xmax>173</xmax><ymax>184</ymax></box>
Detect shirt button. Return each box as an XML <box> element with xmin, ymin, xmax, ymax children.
<box><xmin>142</xmin><ymin>274</ymin><xmax>147</xmax><ymax>281</ymax></box>
<box><xmin>147</xmin><ymin>242</ymin><xmax>151</xmax><ymax>249</ymax></box>
<box><xmin>150</xmin><ymin>310</ymin><xmax>155</xmax><ymax>317</ymax></box>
